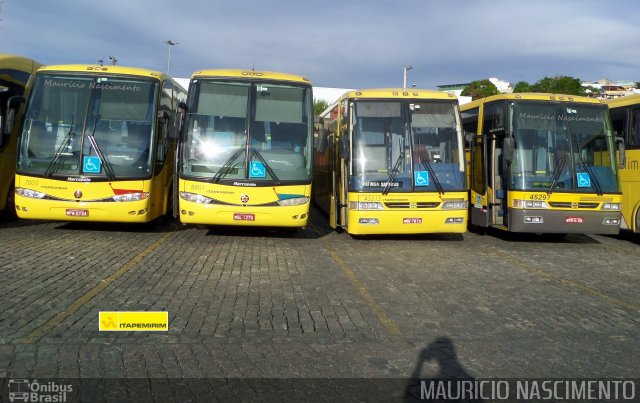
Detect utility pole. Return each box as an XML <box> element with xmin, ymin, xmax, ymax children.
<box><xmin>403</xmin><ymin>65</ymin><xmax>413</xmax><ymax>89</ymax></box>
<box><xmin>163</xmin><ymin>40</ymin><xmax>179</xmax><ymax>75</ymax></box>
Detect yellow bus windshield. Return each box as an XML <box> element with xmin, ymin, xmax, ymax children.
<box><xmin>509</xmin><ymin>102</ymin><xmax>619</xmax><ymax>194</ymax></box>
<box><xmin>181</xmin><ymin>79</ymin><xmax>313</xmax><ymax>183</ymax></box>
<box><xmin>18</xmin><ymin>73</ymin><xmax>158</xmax><ymax>179</ymax></box>
<box><xmin>349</xmin><ymin>100</ymin><xmax>465</xmax><ymax>193</ymax></box>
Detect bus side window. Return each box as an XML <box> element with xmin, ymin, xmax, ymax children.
<box><xmin>471</xmin><ymin>137</ymin><xmax>485</xmax><ymax>195</ymax></box>
<box><xmin>631</xmin><ymin>109</ymin><xmax>640</xmax><ymax>148</ymax></box>
<box><xmin>610</xmin><ymin>109</ymin><xmax>628</xmax><ymax>144</ymax></box>
<box><xmin>461</xmin><ymin>107</ymin><xmax>479</xmax><ymax>148</ymax></box>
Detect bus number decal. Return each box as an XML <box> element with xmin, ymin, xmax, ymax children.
<box><xmin>362</xmin><ymin>195</ymin><xmax>381</xmax><ymax>202</ymax></box>
<box><xmin>25</xmin><ymin>179</ymin><xmax>39</xmax><ymax>187</ymax></box>
<box><xmin>529</xmin><ymin>194</ymin><xmax>550</xmax><ymax>201</ymax></box>
<box><xmin>190</xmin><ymin>184</ymin><xmax>205</xmax><ymax>192</ymax></box>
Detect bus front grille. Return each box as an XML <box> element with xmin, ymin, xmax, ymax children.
<box><xmin>384</xmin><ymin>202</ymin><xmax>441</xmax><ymax>209</ymax></box>
<box><xmin>548</xmin><ymin>202</ymin><xmax>600</xmax><ymax>209</ymax></box>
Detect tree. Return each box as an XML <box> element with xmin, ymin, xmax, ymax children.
<box><xmin>314</xmin><ymin>99</ymin><xmax>329</xmax><ymax>117</ymax></box>
<box><xmin>512</xmin><ymin>81</ymin><xmax>531</xmax><ymax>93</ymax></box>
<box><xmin>636</xmin><ymin>82</ymin><xmax>640</xmax><ymax>89</ymax></box>
<box><xmin>530</xmin><ymin>76</ymin><xmax>585</xmax><ymax>96</ymax></box>
<box><xmin>460</xmin><ymin>79</ymin><xmax>499</xmax><ymax>100</ymax></box>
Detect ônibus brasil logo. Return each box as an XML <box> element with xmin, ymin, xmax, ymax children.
<box><xmin>8</xmin><ymin>379</ymin><xmax>72</xmax><ymax>402</ymax></box>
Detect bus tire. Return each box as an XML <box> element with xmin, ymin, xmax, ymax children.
<box><xmin>635</xmin><ymin>209</ymin><xmax>640</xmax><ymax>234</ymax></box>
<box><xmin>0</xmin><ymin>183</ymin><xmax>17</xmax><ymax>221</ymax></box>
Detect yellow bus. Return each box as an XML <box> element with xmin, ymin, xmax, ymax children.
<box><xmin>177</xmin><ymin>69</ymin><xmax>313</xmax><ymax>227</ymax></box>
<box><xmin>607</xmin><ymin>94</ymin><xmax>640</xmax><ymax>233</ymax></box>
<box><xmin>313</xmin><ymin>89</ymin><xmax>468</xmax><ymax>235</ymax></box>
<box><xmin>0</xmin><ymin>55</ymin><xmax>41</xmax><ymax>219</ymax></box>
<box><xmin>461</xmin><ymin>93</ymin><xmax>624</xmax><ymax>235</ymax></box>
<box><xmin>14</xmin><ymin>64</ymin><xmax>186</xmax><ymax>222</ymax></box>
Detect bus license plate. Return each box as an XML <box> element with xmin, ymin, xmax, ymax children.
<box><xmin>565</xmin><ymin>216</ymin><xmax>583</xmax><ymax>223</ymax></box>
<box><xmin>233</xmin><ymin>213</ymin><xmax>255</xmax><ymax>221</ymax></box>
<box><xmin>403</xmin><ymin>218</ymin><xmax>422</xmax><ymax>224</ymax></box>
<box><xmin>66</xmin><ymin>209</ymin><xmax>89</xmax><ymax>217</ymax></box>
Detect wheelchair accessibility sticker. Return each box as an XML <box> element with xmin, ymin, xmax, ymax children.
<box><xmin>414</xmin><ymin>170</ymin><xmax>429</xmax><ymax>187</ymax></box>
<box><xmin>249</xmin><ymin>161</ymin><xmax>266</xmax><ymax>178</ymax></box>
<box><xmin>576</xmin><ymin>172</ymin><xmax>591</xmax><ymax>188</ymax></box>
<box><xmin>83</xmin><ymin>156</ymin><xmax>101</xmax><ymax>174</ymax></box>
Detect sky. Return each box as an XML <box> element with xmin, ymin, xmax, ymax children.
<box><xmin>2</xmin><ymin>0</ymin><xmax>639</xmax><ymax>91</ymax></box>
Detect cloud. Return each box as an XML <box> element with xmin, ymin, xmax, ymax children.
<box><xmin>3</xmin><ymin>0</ymin><xmax>639</xmax><ymax>88</ymax></box>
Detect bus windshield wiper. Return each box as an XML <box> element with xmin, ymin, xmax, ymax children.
<box><xmin>44</xmin><ymin>119</ymin><xmax>75</xmax><ymax>177</ymax></box>
<box><xmin>417</xmin><ymin>149</ymin><xmax>445</xmax><ymax>195</ymax></box>
<box><xmin>382</xmin><ymin>152</ymin><xmax>404</xmax><ymax>195</ymax></box>
<box><xmin>546</xmin><ymin>156</ymin><xmax>566</xmax><ymax>195</ymax></box>
<box><xmin>212</xmin><ymin>147</ymin><xmax>245</xmax><ymax>183</ymax></box>
<box><xmin>249</xmin><ymin>147</ymin><xmax>281</xmax><ymax>185</ymax></box>
<box><xmin>86</xmin><ymin>117</ymin><xmax>116</xmax><ymax>180</ymax></box>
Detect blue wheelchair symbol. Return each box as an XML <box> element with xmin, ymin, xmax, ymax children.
<box><xmin>83</xmin><ymin>156</ymin><xmax>101</xmax><ymax>174</ymax></box>
<box><xmin>414</xmin><ymin>170</ymin><xmax>429</xmax><ymax>187</ymax></box>
<box><xmin>249</xmin><ymin>161</ymin><xmax>266</xmax><ymax>178</ymax></box>
<box><xmin>576</xmin><ymin>172</ymin><xmax>591</xmax><ymax>188</ymax></box>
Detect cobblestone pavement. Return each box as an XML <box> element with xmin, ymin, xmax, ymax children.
<box><xmin>0</xmin><ymin>207</ymin><xmax>639</xmax><ymax>401</ymax></box>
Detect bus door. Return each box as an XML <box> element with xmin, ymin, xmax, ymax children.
<box><xmin>483</xmin><ymin>102</ymin><xmax>508</xmax><ymax>228</ymax></box>
<box><xmin>470</xmin><ymin>134</ymin><xmax>488</xmax><ymax>227</ymax></box>
<box><xmin>328</xmin><ymin>130</ymin><xmax>338</xmax><ymax>229</ymax></box>
<box><xmin>487</xmin><ymin>132</ymin><xmax>508</xmax><ymax>227</ymax></box>
<box><xmin>337</xmin><ymin>105</ymin><xmax>350</xmax><ymax>229</ymax></box>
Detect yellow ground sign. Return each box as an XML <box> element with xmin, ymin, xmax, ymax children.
<box><xmin>99</xmin><ymin>311</ymin><xmax>168</xmax><ymax>331</ymax></box>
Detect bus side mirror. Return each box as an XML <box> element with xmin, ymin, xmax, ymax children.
<box><xmin>157</xmin><ymin>110</ymin><xmax>169</xmax><ymax>123</ymax></box>
<box><xmin>502</xmin><ymin>137</ymin><xmax>514</xmax><ymax>169</ymax></box>
<box><xmin>176</xmin><ymin>101</ymin><xmax>188</xmax><ymax>134</ymax></box>
<box><xmin>464</xmin><ymin>133</ymin><xmax>473</xmax><ymax>148</ymax></box>
<box><xmin>338</xmin><ymin>135</ymin><xmax>349</xmax><ymax>159</ymax></box>
<box><xmin>616</xmin><ymin>136</ymin><xmax>626</xmax><ymax>168</ymax></box>
<box><xmin>4</xmin><ymin>96</ymin><xmax>26</xmax><ymax>136</ymax></box>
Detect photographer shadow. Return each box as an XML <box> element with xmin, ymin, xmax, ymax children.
<box><xmin>404</xmin><ymin>336</ymin><xmax>483</xmax><ymax>402</ymax></box>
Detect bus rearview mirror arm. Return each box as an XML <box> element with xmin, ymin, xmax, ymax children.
<box><xmin>615</xmin><ymin>136</ymin><xmax>626</xmax><ymax>168</ymax></box>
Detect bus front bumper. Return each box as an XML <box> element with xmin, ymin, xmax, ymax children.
<box><xmin>508</xmin><ymin>209</ymin><xmax>621</xmax><ymax>235</ymax></box>
<box><xmin>346</xmin><ymin>209</ymin><xmax>467</xmax><ymax>235</ymax></box>
<box><xmin>178</xmin><ymin>201</ymin><xmax>310</xmax><ymax>227</ymax></box>
<box><xmin>15</xmin><ymin>197</ymin><xmax>155</xmax><ymax>223</ymax></box>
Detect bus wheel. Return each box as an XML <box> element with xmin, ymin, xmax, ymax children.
<box><xmin>1</xmin><ymin>183</ymin><xmax>18</xmax><ymax>221</ymax></box>
<box><xmin>635</xmin><ymin>210</ymin><xmax>640</xmax><ymax>234</ymax></box>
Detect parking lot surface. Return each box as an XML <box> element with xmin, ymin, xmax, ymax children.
<box><xmin>1</xmin><ymin>207</ymin><xmax>639</xmax><ymax>401</ymax></box>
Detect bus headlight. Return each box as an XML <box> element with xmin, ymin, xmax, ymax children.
<box><xmin>441</xmin><ymin>201</ymin><xmax>468</xmax><ymax>209</ymax></box>
<box><xmin>15</xmin><ymin>188</ymin><xmax>46</xmax><ymax>199</ymax></box>
<box><xmin>112</xmin><ymin>192</ymin><xmax>150</xmax><ymax>202</ymax></box>
<box><xmin>512</xmin><ymin>199</ymin><xmax>549</xmax><ymax>209</ymax></box>
<box><xmin>349</xmin><ymin>202</ymin><xmax>384</xmax><ymax>210</ymax></box>
<box><xmin>180</xmin><ymin>192</ymin><xmax>213</xmax><ymax>204</ymax></box>
<box><xmin>601</xmin><ymin>203</ymin><xmax>621</xmax><ymax>211</ymax></box>
<box><xmin>277</xmin><ymin>197</ymin><xmax>310</xmax><ymax>207</ymax></box>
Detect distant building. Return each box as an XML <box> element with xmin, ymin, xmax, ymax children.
<box><xmin>581</xmin><ymin>78</ymin><xmax>638</xmax><ymax>99</ymax></box>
